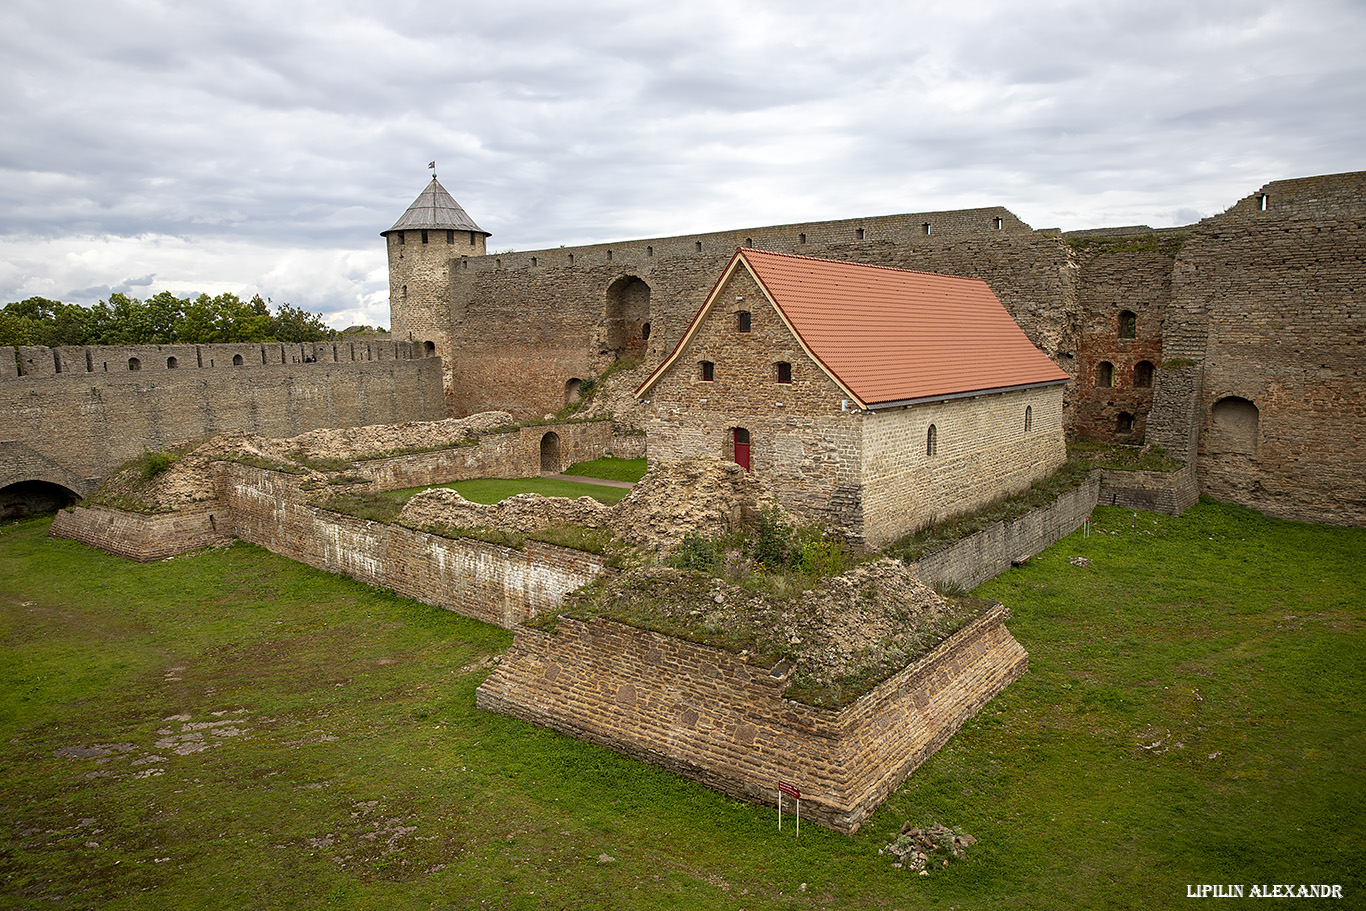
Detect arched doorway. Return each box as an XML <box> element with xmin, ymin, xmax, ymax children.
<box><xmin>540</xmin><ymin>432</ymin><xmax>561</xmax><ymax>473</ymax></box>
<box><xmin>0</xmin><ymin>480</ymin><xmax>80</xmax><ymax>519</ymax></box>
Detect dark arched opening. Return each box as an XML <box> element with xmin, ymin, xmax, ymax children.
<box><xmin>0</xmin><ymin>480</ymin><xmax>80</xmax><ymax>519</ymax></box>
<box><xmin>423</xmin><ymin>340</ymin><xmax>436</xmax><ymax>357</ymax></box>
<box><xmin>565</xmin><ymin>378</ymin><xmax>583</xmax><ymax>404</ymax></box>
<box><xmin>1116</xmin><ymin>412</ymin><xmax>1135</xmax><ymax>434</ymax></box>
<box><xmin>1134</xmin><ymin>360</ymin><xmax>1155</xmax><ymax>388</ymax></box>
<box><xmin>540</xmin><ymin>432</ymin><xmax>561</xmax><ymax>473</ymax></box>
<box><xmin>128</xmin><ymin>357</ymin><xmax>141</xmax><ymax>371</ymax></box>
<box><xmin>605</xmin><ymin>275</ymin><xmax>651</xmax><ymax>358</ymax></box>
<box><xmin>232</xmin><ymin>354</ymin><xmax>244</xmax><ymax>366</ymax></box>
<box><xmin>1118</xmin><ymin>310</ymin><xmax>1138</xmax><ymax>339</ymax></box>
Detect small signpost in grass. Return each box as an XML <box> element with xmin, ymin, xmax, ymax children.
<box><xmin>778</xmin><ymin>781</ymin><xmax>801</xmax><ymax>836</ymax></box>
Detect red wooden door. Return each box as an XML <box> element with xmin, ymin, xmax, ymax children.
<box><xmin>733</xmin><ymin>428</ymin><xmax>751</xmax><ymax>471</ymax></box>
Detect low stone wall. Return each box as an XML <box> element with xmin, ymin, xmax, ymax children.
<box><xmin>476</xmin><ymin>604</ymin><xmax>1027</xmax><ymax>834</ymax></box>
<box><xmin>218</xmin><ymin>464</ymin><xmax>604</xmax><ymax>628</ymax></box>
<box><xmin>910</xmin><ymin>474</ymin><xmax>1101</xmax><ymax>591</ymax></box>
<box><xmin>50</xmin><ymin>503</ymin><xmax>235</xmax><ymax>562</ymax></box>
<box><xmin>1099</xmin><ymin>463</ymin><xmax>1198</xmax><ymax>515</ymax></box>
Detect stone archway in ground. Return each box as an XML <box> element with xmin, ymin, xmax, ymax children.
<box><xmin>0</xmin><ymin>480</ymin><xmax>80</xmax><ymax>518</ymax></box>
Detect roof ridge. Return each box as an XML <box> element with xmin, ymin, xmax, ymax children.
<box><xmin>739</xmin><ymin>247</ymin><xmax>983</xmax><ymax>281</ymax></box>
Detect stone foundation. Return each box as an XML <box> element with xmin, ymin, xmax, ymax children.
<box><xmin>476</xmin><ymin>604</ymin><xmax>1027</xmax><ymax>834</ymax></box>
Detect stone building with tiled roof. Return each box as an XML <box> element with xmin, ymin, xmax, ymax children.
<box><xmin>635</xmin><ymin>249</ymin><xmax>1071</xmax><ymax>547</ymax></box>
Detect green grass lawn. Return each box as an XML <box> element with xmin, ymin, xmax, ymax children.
<box><xmin>561</xmin><ymin>457</ymin><xmax>648</xmax><ymax>484</ymax></box>
<box><xmin>0</xmin><ymin>499</ymin><xmax>1361</xmax><ymax>909</ymax></box>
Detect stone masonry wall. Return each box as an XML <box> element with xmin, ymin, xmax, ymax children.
<box><xmin>909</xmin><ymin>474</ymin><xmax>1101</xmax><ymax>591</ymax></box>
<box><xmin>0</xmin><ymin>356</ymin><xmax>445</xmax><ymax>488</ymax></box>
<box><xmin>860</xmin><ymin>386</ymin><xmax>1068</xmax><ymax>547</ymax></box>
<box><xmin>218</xmin><ymin>463</ymin><xmax>605</xmax><ymax>628</ymax></box>
<box><xmin>50</xmin><ymin>503</ymin><xmax>235</xmax><ymax>562</ymax></box>
<box><xmin>641</xmin><ymin>267</ymin><xmax>865</xmax><ymax>539</ymax></box>
<box><xmin>476</xmin><ymin>604</ymin><xmax>1027</xmax><ymax>834</ymax></box>
<box><xmin>1164</xmin><ymin>173</ymin><xmax>1366</xmax><ymax>525</ymax></box>
<box><xmin>427</xmin><ymin>207</ymin><xmax>1080</xmax><ymax>419</ymax></box>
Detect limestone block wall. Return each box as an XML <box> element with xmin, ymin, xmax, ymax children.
<box><xmin>50</xmin><ymin>503</ymin><xmax>235</xmax><ymax>562</ymax></box>
<box><xmin>641</xmin><ymin>268</ymin><xmax>864</xmax><ymax>536</ymax></box>
<box><xmin>425</xmin><ymin>208</ymin><xmax>1079</xmax><ymax>419</ymax></box>
<box><xmin>476</xmin><ymin>604</ymin><xmax>1028</xmax><ymax>835</ymax></box>
<box><xmin>0</xmin><ymin>357</ymin><xmax>445</xmax><ymax>487</ymax></box>
<box><xmin>909</xmin><ymin>474</ymin><xmax>1100</xmax><ymax>591</ymax></box>
<box><xmin>1097</xmin><ymin>463</ymin><xmax>1198</xmax><ymax>515</ymax></box>
<box><xmin>1164</xmin><ymin>173</ymin><xmax>1366</xmax><ymax>525</ymax></box>
<box><xmin>860</xmin><ymin>386</ymin><xmax>1068</xmax><ymax>546</ymax></box>
<box><xmin>218</xmin><ymin>464</ymin><xmax>605</xmax><ymax>628</ymax></box>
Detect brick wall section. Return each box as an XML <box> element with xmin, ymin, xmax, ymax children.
<box><xmin>475</xmin><ymin>604</ymin><xmax>1027</xmax><ymax>835</ymax></box>
<box><xmin>1164</xmin><ymin>173</ymin><xmax>1366</xmax><ymax>524</ymax></box>
<box><xmin>909</xmin><ymin>474</ymin><xmax>1100</xmax><ymax>591</ymax></box>
<box><xmin>860</xmin><ymin>387</ymin><xmax>1067</xmax><ymax>546</ymax></box>
<box><xmin>218</xmin><ymin>464</ymin><xmax>605</xmax><ymax>628</ymax></box>
<box><xmin>50</xmin><ymin>503</ymin><xmax>235</xmax><ymax>562</ymax></box>
<box><xmin>425</xmin><ymin>209</ymin><xmax>1080</xmax><ymax>419</ymax></box>
<box><xmin>0</xmin><ymin>358</ymin><xmax>445</xmax><ymax>487</ymax></box>
<box><xmin>1068</xmin><ymin>239</ymin><xmax>1178</xmax><ymax>442</ymax></box>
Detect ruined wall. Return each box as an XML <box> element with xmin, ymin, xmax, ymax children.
<box><xmin>1067</xmin><ymin>233</ymin><xmax>1180</xmax><ymax>443</ymax></box>
<box><xmin>50</xmin><ymin>503</ymin><xmax>235</xmax><ymax>562</ymax></box>
<box><xmin>218</xmin><ymin>464</ymin><xmax>605</xmax><ymax>628</ymax></box>
<box><xmin>640</xmin><ymin>268</ymin><xmax>864</xmax><ymax>537</ymax></box>
<box><xmin>477</xmin><ymin>605</ymin><xmax>1027</xmax><ymax>834</ymax></box>
<box><xmin>424</xmin><ymin>207</ymin><xmax>1080</xmax><ymax>419</ymax></box>
<box><xmin>0</xmin><ymin>352</ymin><xmax>445</xmax><ymax>488</ymax></box>
<box><xmin>860</xmin><ymin>386</ymin><xmax>1068</xmax><ymax>547</ymax></box>
<box><xmin>1161</xmin><ymin>173</ymin><xmax>1366</xmax><ymax>525</ymax></box>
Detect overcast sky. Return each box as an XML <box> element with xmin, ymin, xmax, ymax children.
<box><xmin>2</xmin><ymin>0</ymin><xmax>1363</xmax><ymax>329</ymax></box>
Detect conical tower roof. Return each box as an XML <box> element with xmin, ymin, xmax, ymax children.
<box><xmin>382</xmin><ymin>177</ymin><xmax>489</xmax><ymax>237</ymax></box>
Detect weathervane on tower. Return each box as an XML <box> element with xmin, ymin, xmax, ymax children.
<box><xmin>428</xmin><ymin>161</ymin><xmax>436</xmax><ymax>179</ymax></box>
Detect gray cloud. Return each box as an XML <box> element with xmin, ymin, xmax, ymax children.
<box><xmin>1</xmin><ymin>0</ymin><xmax>1363</xmax><ymax>326</ymax></box>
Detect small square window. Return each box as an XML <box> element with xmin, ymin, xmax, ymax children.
<box><xmin>700</xmin><ymin>360</ymin><xmax>714</xmax><ymax>381</ymax></box>
<box><xmin>737</xmin><ymin>311</ymin><xmax>751</xmax><ymax>332</ymax></box>
<box><xmin>446</xmin><ymin>230</ymin><xmax>454</xmax><ymax>243</ymax></box>
<box><xmin>776</xmin><ymin>362</ymin><xmax>792</xmax><ymax>384</ymax></box>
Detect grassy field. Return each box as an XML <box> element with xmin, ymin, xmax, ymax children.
<box><xmin>561</xmin><ymin>458</ymin><xmax>648</xmax><ymax>484</ymax></box>
<box><xmin>0</xmin><ymin>499</ymin><xmax>1361</xmax><ymax>909</ymax></box>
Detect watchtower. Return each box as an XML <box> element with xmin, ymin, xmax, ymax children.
<box><xmin>383</xmin><ymin>176</ymin><xmax>489</xmax><ymax>362</ymax></box>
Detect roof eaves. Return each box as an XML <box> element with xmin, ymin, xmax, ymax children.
<box><xmin>863</xmin><ymin>377</ymin><xmax>1071</xmax><ymax>411</ymax></box>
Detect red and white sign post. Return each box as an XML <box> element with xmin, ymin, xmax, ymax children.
<box><xmin>777</xmin><ymin>781</ymin><xmax>801</xmax><ymax>836</ymax></box>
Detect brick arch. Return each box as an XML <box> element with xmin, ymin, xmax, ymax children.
<box><xmin>0</xmin><ymin>442</ymin><xmax>91</xmax><ymax>517</ymax></box>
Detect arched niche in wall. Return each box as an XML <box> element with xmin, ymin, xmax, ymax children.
<box><xmin>1209</xmin><ymin>396</ymin><xmax>1259</xmax><ymax>455</ymax></box>
<box><xmin>605</xmin><ymin>275</ymin><xmax>651</xmax><ymax>358</ymax></box>
<box><xmin>540</xmin><ymin>431</ymin><xmax>562</xmax><ymax>473</ymax></box>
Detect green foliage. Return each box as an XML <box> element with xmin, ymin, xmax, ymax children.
<box><xmin>752</xmin><ymin>501</ymin><xmax>795</xmax><ymax>569</ymax></box>
<box><xmin>135</xmin><ymin>448</ymin><xmax>179</xmax><ymax>480</ymax></box>
<box><xmin>1</xmin><ymin>291</ymin><xmax>335</xmax><ymax>346</ymax></box>
<box><xmin>668</xmin><ymin>532</ymin><xmax>722</xmax><ymax>572</ymax></box>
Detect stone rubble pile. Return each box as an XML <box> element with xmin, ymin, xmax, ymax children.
<box><xmin>882</xmin><ymin>822</ymin><xmax>977</xmax><ymax>874</ymax></box>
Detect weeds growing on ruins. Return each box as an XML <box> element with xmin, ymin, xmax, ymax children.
<box><xmin>1</xmin><ymin>499</ymin><xmax>1360</xmax><ymax>909</ymax></box>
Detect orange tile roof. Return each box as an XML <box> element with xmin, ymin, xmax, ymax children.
<box><xmin>638</xmin><ymin>248</ymin><xmax>1070</xmax><ymax>408</ymax></box>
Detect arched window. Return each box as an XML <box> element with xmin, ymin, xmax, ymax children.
<box><xmin>926</xmin><ymin>424</ymin><xmax>938</xmax><ymax>457</ymax></box>
<box><xmin>166</xmin><ymin>356</ymin><xmax>178</xmax><ymax>369</ymax></box>
<box><xmin>1024</xmin><ymin>405</ymin><xmax>1032</xmax><ymax>432</ymax></box>
<box><xmin>232</xmin><ymin>354</ymin><xmax>244</xmax><ymax>366</ymax></box>
<box><xmin>605</xmin><ymin>275</ymin><xmax>651</xmax><ymax>355</ymax></box>
<box><xmin>700</xmin><ymin>361</ymin><xmax>714</xmax><ymax>381</ymax></box>
<box><xmin>1210</xmin><ymin>397</ymin><xmax>1259</xmax><ymax>455</ymax></box>
<box><xmin>1134</xmin><ymin>360</ymin><xmax>1155</xmax><ymax>388</ymax></box>
<box><xmin>1116</xmin><ymin>412</ymin><xmax>1134</xmax><ymax>434</ymax></box>
<box><xmin>776</xmin><ymin>362</ymin><xmax>792</xmax><ymax>384</ymax></box>
<box><xmin>127</xmin><ymin>357</ymin><xmax>141</xmax><ymax>371</ymax></box>
<box><xmin>1118</xmin><ymin>310</ymin><xmax>1137</xmax><ymax>338</ymax></box>
<box><xmin>423</xmin><ymin>340</ymin><xmax>436</xmax><ymax>356</ymax></box>
<box><xmin>641</xmin><ymin>322</ymin><xmax>651</xmax><ymax>341</ymax></box>
<box><xmin>565</xmin><ymin>378</ymin><xmax>583</xmax><ymax>404</ymax></box>
<box><xmin>1097</xmin><ymin>362</ymin><xmax>1115</xmax><ymax>387</ymax></box>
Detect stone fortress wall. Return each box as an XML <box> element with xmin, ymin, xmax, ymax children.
<box><xmin>0</xmin><ymin>340</ymin><xmax>445</xmax><ymax>509</ymax></box>
<box><xmin>399</xmin><ymin>171</ymin><xmax>1364</xmax><ymax>527</ymax></box>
